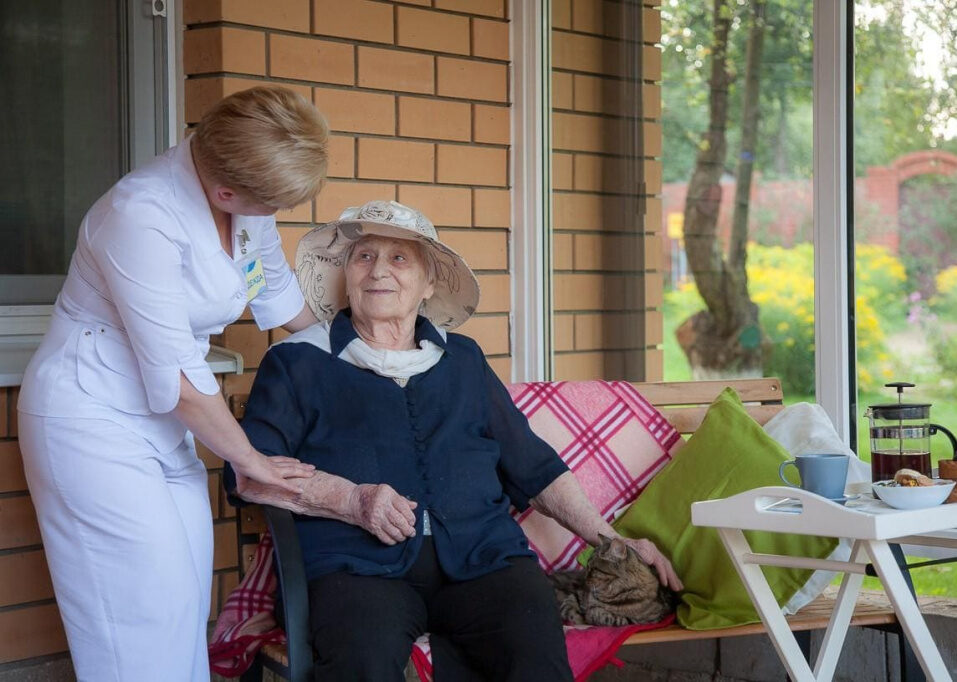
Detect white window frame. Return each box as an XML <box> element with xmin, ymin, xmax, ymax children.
<box><xmin>512</xmin><ymin>0</ymin><xmax>857</xmax><ymax>441</ymax></box>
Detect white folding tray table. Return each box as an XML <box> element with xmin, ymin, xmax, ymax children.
<box><xmin>691</xmin><ymin>486</ymin><xmax>957</xmax><ymax>682</ymax></box>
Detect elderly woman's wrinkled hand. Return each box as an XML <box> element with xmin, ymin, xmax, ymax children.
<box><xmin>348</xmin><ymin>483</ymin><xmax>418</xmax><ymax>545</ymax></box>
<box><xmin>623</xmin><ymin>537</ymin><xmax>683</xmax><ymax>592</ymax></box>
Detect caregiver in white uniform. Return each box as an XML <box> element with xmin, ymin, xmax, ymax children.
<box><xmin>17</xmin><ymin>86</ymin><xmax>326</xmax><ymax>682</ymax></box>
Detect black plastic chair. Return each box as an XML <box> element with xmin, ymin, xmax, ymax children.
<box><xmin>239</xmin><ymin>505</ymin><xmax>312</xmax><ymax>682</ymax></box>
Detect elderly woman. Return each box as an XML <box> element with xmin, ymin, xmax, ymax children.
<box><xmin>229</xmin><ymin>200</ymin><xmax>682</xmax><ymax>681</ymax></box>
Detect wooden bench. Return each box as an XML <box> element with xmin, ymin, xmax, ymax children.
<box><xmin>227</xmin><ymin>378</ymin><xmax>913</xmax><ymax>682</ymax></box>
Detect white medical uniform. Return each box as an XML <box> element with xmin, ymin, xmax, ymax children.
<box><xmin>17</xmin><ymin>135</ymin><xmax>305</xmax><ymax>682</ymax></box>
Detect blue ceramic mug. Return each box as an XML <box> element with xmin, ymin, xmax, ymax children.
<box><xmin>778</xmin><ymin>453</ymin><xmax>849</xmax><ymax>500</ymax></box>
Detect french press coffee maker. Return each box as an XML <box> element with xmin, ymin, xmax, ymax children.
<box><xmin>865</xmin><ymin>381</ymin><xmax>957</xmax><ymax>482</ymax></box>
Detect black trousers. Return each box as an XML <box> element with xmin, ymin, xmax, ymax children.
<box><xmin>307</xmin><ymin>538</ymin><xmax>573</xmax><ymax>682</ymax></box>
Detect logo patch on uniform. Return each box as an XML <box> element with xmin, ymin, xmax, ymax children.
<box><xmin>244</xmin><ymin>258</ymin><xmax>266</xmax><ymax>301</ymax></box>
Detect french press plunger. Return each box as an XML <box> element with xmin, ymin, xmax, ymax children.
<box><xmin>864</xmin><ymin>382</ymin><xmax>957</xmax><ymax>482</ymax></box>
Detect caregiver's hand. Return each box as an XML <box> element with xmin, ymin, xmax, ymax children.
<box><xmin>233</xmin><ymin>453</ymin><xmax>315</xmax><ymax>496</ymax></box>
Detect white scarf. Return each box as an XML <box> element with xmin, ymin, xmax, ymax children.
<box><xmin>276</xmin><ymin>320</ymin><xmax>446</xmax><ymax>379</ymax></box>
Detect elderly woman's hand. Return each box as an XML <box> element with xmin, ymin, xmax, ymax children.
<box><xmin>348</xmin><ymin>483</ymin><xmax>418</xmax><ymax>545</ymax></box>
<box><xmin>622</xmin><ymin>537</ymin><xmax>683</xmax><ymax>592</ymax></box>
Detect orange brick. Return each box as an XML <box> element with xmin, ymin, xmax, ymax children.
<box><xmin>438</xmin><ymin>229</ymin><xmax>507</xmax><ymax>270</ymax></box>
<box><xmin>213</xmin><ymin>521</ymin><xmax>239</xmax><ymax>571</ymax></box>
<box><xmin>646</xmin><ymin>309</ymin><xmax>664</xmax><ymax>346</ymax></box>
<box><xmin>437</xmin><ymin>57</ymin><xmax>507</xmax><ymax>102</ymax></box>
<box><xmin>574</xmin><ymin>312</ymin><xmax>644</xmax><ymax>351</ymax></box>
<box><xmin>278</xmin><ymin>225</ymin><xmax>316</xmax><ymax>268</ymax></box>
<box><xmin>313</xmin><ymin>0</ymin><xmax>394</xmax><ymax>43</ymax></box>
<box><xmin>475</xmin><ymin>273</ymin><xmax>510</xmax><ymax>313</ymax></box>
<box><xmin>276</xmin><ymin>201</ymin><xmax>313</xmax><ymax>224</ymax></box>
<box><xmin>552</xmin><ymin>31</ymin><xmax>622</xmax><ymax>76</ymax></box>
<box><xmin>574</xmin><ymin>74</ymin><xmax>637</xmax><ymax>116</ymax></box>
<box><xmin>573</xmin><ymin>233</ymin><xmax>642</xmax><ymax>271</ymax></box>
<box><xmin>644</xmin><ymin>83</ymin><xmax>662</xmax><ymax>119</ymax></box>
<box><xmin>645</xmin><ymin>159</ymin><xmax>662</xmax><ymax>195</ymax></box>
<box><xmin>553</xmin><ymin>111</ymin><xmax>616</xmax><ymax>154</ymax></box>
<box><xmin>397</xmin><ymin>7</ymin><xmax>470</xmax><ymax>55</ymax></box>
<box><xmin>0</xmin><ymin>496</ymin><xmax>41</xmax><ymax>550</ymax></box>
<box><xmin>572</xmin><ymin>0</ymin><xmax>650</xmax><ymax>39</ymax></box>
<box><xmin>222</xmin><ymin>323</ymin><xmax>269</xmax><ymax>370</ymax></box>
<box><xmin>313</xmin><ymin>87</ymin><xmax>395</xmax><ymax>135</ymax></box>
<box><xmin>552</xmin><ymin>153</ymin><xmax>573</xmax><ymax>190</ymax></box>
<box><xmin>473</xmin><ymin>188</ymin><xmax>510</xmax><ymax>227</ymax></box>
<box><xmin>456</xmin><ymin>315</ymin><xmax>509</xmax><ymax>355</ymax></box>
<box><xmin>358</xmin><ymin>138</ymin><xmax>435</xmax><ymax>182</ymax></box>
<box><xmin>0</xmin><ymin>550</ymin><xmax>54</xmax><ymax>608</ymax></box>
<box><xmin>554</xmin><ymin>351</ymin><xmax>625</xmax><ymax>381</ymax></box>
<box><xmin>398</xmin><ymin>185</ymin><xmax>471</xmax><ymax>226</ymax></box>
<box><xmin>358</xmin><ymin>47</ymin><xmax>434</xmax><ymax>94</ymax></box>
<box><xmin>436</xmin><ymin>145</ymin><xmax>507</xmax><ymax>186</ymax></box>
<box><xmin>435</xmin><ymin>0</ymin><xmax>505</xmax><ymax>18</ymax></box>
<box><xmin>554</xmin><ymin>273</ymin><xmax>624</xmax><ymax>310</ymax></box>
<box><xmin>396</xmin><ymin>0</ymin><xmax>430</xmax><ymax>5</ymax></box>
<box><xmin>473</xmin><ymin>104</ymin><xmax>509</xmax><ymax>145</ymax></box>
<box><xmin>0</xmin><ymin>603</ymin><xmax>68</xmax><ymax>663</ymax></box>
<box><xmin>327</xmin><ymin>135</ymin><xmax>356</xmax><ymax>179</ymax></box>
<box><xmin>183</xmin><ymin>27</ymin><xmax>265</xmax><ymax>76</ymax></box>
<box><xmin>553</xmin><ymin>233</ymin><xmax>574</xmax><ymax>270</ymax></box>
<box><xmin>573</xmin><ymin>154</ymin><xmax>633</xmax><ymax>194</ymax></box>
<box><xmin>271</xmin><ymin>327</ymin><xmax>292</xmax><ymax>345</ymax></box>
<box><xmin>485</xmin><ymin>356</ymin><xmax>511</xmax><ymax>382</ymax></box>
<box><xmin>644</xmin><ymin>7</ymin><xmax>663</xmax><ymax>44</ymax></box>
<box><xmin>644</xmin><ymin>196</ymin><xmax>662</xmax><ymax>235</ymax></box>
<box><xmin>399</xmin><ymin>97</ymin><xmax>471</xmax><ymax>141</ymax></box>
<box><xmin>554</xmin><ymin>313</ymin><xmax>575</xmax><ymax>351</ymax></box>
<box><xmin>270</xmin><ymin>34</ymin><xmax>355</xmax><ymax>85</ymax></box>
<box><xmin>316</xmin><ymin>180</ymin><xmax>397</xmax><ymax>221</ymax></box>
<box><xmin>552</xmin><ymin>71</ymin><xmax>573</xmax><ymax>110</ymax></box>
<box><xmin>472</xmin><ymin>18</ymin><xmax>508</xmax><ymax>60</ymax></box>
<box><xmin>4</xmin><ymin>389</ymin><xmax>15</xmax><ymax>439</ymax></box>
<box><xmin>644</xmin><ymin>233</ymin><xmax>663</xmax><ymax>271</ymax></box>
<box><xmin>185</xmin><ymin>77</ymin><xmax>312</xmax><ymax>124</ymax></box>
<box><xmin>644</xmin><ymin>121</ymin><xmax>662</xmax><ymax>157</ymax></box>
<box><xmin>553</xmin><ymin>192</ymin><xmax>605</xmax><ymax>231</ymax></box>
<box><xmin>552</xmin><ymin>0</ymin><xmax>571</xmax><ymax>29</ymax></box>
<box><xmin>0</xmin><ymin>441</ymin><xmax>25</xmax><ymax>494</ymax></box>
<box><xmin>645</xmin><ymin>348</ymin><xmax>664</xmax><ymax>382</ymax></box>
<box><xmin>224</xmin><ymin>371</ymin><xmax>256</xmax><ymax>398</ymax></box>
<box><xmin>184</xmin><ymin>0</ymin><xmax>309</xmax><ymax>32</ymax></box>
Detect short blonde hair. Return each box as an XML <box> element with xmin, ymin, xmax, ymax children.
<box><xmin>193</xmin><ymin>86</ymin><xmax>329</xmax><ymax>209</ymax></box>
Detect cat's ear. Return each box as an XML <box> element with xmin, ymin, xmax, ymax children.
<box><xmin>605</xmin><ymin>536</ymin><xmax>629</xmax><ymax>560</ymax></box>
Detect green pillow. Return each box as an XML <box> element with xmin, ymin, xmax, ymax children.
<box><xmin>585</xmin><ymin>387</ymin><xmax>837</xmax><ymax>630</ymax></box>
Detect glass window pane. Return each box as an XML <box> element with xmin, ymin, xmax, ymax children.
<box><xmin>659</xmin><ymin>1</ymin><xmax>815</xmax><ymax>399</ymax></box>
<box><xmin>853</xmin><ymin>0</ymin><xmax>957</xmax><ymax>476</ymax></box>
<box><xmin>0</xmin><ymin>0</ymin><xmax>123</xmax><ymax>303</ymax></box>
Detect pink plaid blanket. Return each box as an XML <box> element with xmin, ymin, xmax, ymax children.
<box><xmin>209</xmin><ymin>380</ymin><xmax>683</xmax><ymax>679</ymax></box>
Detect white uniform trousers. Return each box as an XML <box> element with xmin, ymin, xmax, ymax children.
<box><xmin>18</xmin><ymin>414</ymin><xmax>213</xmax><ymax>682</ymax></box>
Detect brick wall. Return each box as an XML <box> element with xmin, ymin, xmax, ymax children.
<box><xmin>550</xmin><ymin>0</ymin><xmax>664</xmax><ymax>381</ymax></box>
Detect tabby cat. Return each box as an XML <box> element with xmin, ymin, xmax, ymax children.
<box><xmin>548</xmin><ymin>535</ymin><xmax>676</xmax><ymax>626</ymax></box>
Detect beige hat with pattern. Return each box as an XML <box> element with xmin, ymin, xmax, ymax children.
<box><xmin>295</xmin><ymin>200</ymin><xmax>480</xmax><ymax>329</ymax></box>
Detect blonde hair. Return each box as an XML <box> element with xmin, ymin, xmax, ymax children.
<box><xmin>193</xmin><ymin>86</ymin><xmax>329</xmax><ymax>209</ymax></box>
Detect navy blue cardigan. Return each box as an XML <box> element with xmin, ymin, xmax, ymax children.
<box><xmin>226</xmin><ymin>311</ymin><xmax>568</xmax><ymax>582</ymax></box>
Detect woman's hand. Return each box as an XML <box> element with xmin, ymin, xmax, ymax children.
<box><xmin>347</xmin><ymin>483</ymin><xmax>417</xmax><ymax>545</ymax></box>
<box><xmin>233</xmin><ymin>454</ymin><xmax>315</xmax><ymax>496</ymax></box>
<box><xmin>622</xmin><ymin>537</ymin><xmax>683</xmax><ymax>592</ymax></box>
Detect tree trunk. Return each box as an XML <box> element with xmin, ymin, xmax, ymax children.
<box><xmin>677</xmin><ymin>0</ymin><xmax>766</xmax><ymax>379</ymax></box>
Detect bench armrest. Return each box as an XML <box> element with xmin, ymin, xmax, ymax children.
<box><xmin>262</xmin><ymin>505</ymin><xmax>313</xmax><ymax>682</ymax></box>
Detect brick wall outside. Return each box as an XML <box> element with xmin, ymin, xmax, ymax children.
<box><xmin>550</xmin><ymin>0</ymin><xmax>664</xmax><ymax>381</ymax></box>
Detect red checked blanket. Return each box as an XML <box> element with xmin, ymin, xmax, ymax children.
<box><xmin>210</xmin><ymin>380</ymin><xmax>683</xmax><ymax>680</ymax></box>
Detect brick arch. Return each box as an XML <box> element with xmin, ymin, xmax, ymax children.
<box><xmin>891</xmin><ymin>150</ymin><xmax>957</xmax><ymax>183</ymax></box>
<box><xmin>862</xmin><ymin>151</ymin><xmax>957</xmax><ymax>252</ymax></box>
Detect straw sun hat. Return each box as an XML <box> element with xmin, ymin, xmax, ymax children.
<box><xmin>295</xmin><ymin>200</ymin><xmax>480</xmax><ymax>330</ymax></box>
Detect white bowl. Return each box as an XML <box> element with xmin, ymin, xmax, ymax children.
<box><xmin>871</xmin><ymin>479</ymin><xmax>955</xmax><ymax>510</ymax></box>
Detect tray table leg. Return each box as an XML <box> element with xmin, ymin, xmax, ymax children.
<box><xmin>813</xmin><ymin>540</ymin><xmax>867</xmax><ymax>680</ymax></box>
<box><xmin>717</xmin><ymin>528</ymin><xmax>817</xmax><ymax>682</ymax></box>
<box><xmin>865</xmin><ymin>541</ymin><xmax>950</xmax><ymax>682</ymax></box>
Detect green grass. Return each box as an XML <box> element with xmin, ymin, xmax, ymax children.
<box><xmin>661</xmin><ymin>320</ymin><xmax>956</xmax><ymax>598</ymax></box>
